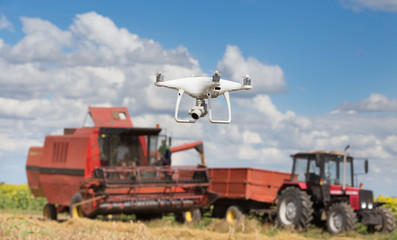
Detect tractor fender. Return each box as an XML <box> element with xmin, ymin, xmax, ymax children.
<box><xmin>277</xmin><ymin>182</ymin><xmax>308</xmax><ymax>196</ymax></box>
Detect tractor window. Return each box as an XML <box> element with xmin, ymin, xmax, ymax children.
<box><xmin>293</xmin><ymin>158</ymin><xmax>307</xmax><ymax>182</ymax></box>
<box><xmin>324</xmin><ymin>160</ymin><xmax>338</xmax><ymax>185</ymax></box>
<box><xmin>308</xmin><ymin>159</ymin><xmax>321</xmax><ymax>182</ymax></box>
<box><xmin>339</xmin><ymin>158</ymin><xmax>353</xmax><ymax>187</ymax></box>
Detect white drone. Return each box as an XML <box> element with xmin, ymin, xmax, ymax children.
<box><xmin>154</xmin><ymin>71</ymin><xmax>252</xmax><ymax>124</ymax></box>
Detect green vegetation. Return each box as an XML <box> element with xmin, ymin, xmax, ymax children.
<box><xmin>0</xmin><ymin>184</ymin><xmax>396</xmax><ymax>239</ymax></box>
<box><xmin>0</xmin><ymin>184</ymin><xmax>46</xmax><ymax>211</ymax></box>
<box><xmin>375</xmin><ymin>195</ymin><xmax>397</xmax><ymax>214</ymax></box>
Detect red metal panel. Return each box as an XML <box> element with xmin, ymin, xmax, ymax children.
<box><xmin>89</xmin><ymin>106</ymin><xmax>133</xmax><ymax>127</ymax></box>
<box><xmin>26</xmin><ymin>147</ymin><xmax>44</xmax><ymax>197</ymax></box>
<box><xmin>209</xmin><ymin>168</ymin><xmax>291</xmax><ymax>203</ymax></box>
<box><xmin>329</xmin><ymin>185</ymin><xmax>360</xmax><ymax>210</ymax></box>
<box><xmin>40</xmin><ymin>135</ymin><xmax>90</xmax><ymax>205</ymax></box>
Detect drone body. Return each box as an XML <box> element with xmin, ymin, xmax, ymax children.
<box><xmin>155</xmin><ymin>71</ymin><xmax>252</xmax><ymax>124</ymax></box>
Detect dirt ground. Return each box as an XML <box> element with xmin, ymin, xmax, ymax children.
<box><xmin>0</xmin><ymin>211</ymin><xmax>390</xmax><ymax>240</ymax></box>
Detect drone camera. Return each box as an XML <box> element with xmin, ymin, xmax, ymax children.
<box><xmin>189</xmin><ymin>106</ymin><xmax>206</xmax><ymax>120</ymax></box>
<box><xmin>188</xmin><ymin>98</ymin><xmax>207</xmax><ymax>120</ymax></box>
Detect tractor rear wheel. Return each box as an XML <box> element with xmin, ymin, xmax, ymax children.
<box><xmin>277</xmin><ymin>187</ymin><xmax>314</xmax><ymax>230</ymax></box>
<box><xmin>225</xmin><ymin>205</ymin><xmax>245</xmax><ymax>224</ymax></box>
<box><xmin>43</xmin><ymin>203</ymin><xmax>57</xmax><ymax>220</ymax></box>
<box><xmin>326</xmin><ymin>202</ymin><xmax>357</xmax><ymax>234</ymax></box>
<box><xmin>70</xmin><ymin>192</ymin><xmax>85</xmax><ymax>219</ymax></box>
<box><xmin>369</xmin><ymin>206</ymin><xmax>396</xmax><ymax>233</ymax></box>
<box><xmin>175</xmin><ymin>209</ymin><xmax>201</xmax><ymax>224</ymax></box>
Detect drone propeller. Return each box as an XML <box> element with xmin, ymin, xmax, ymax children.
<box><xmin>155</xmin><ymin>71</ymin><xmax>164</xmax><ymax>83</ymax></box>
<box><xmin>242</xmin><ymin>74</ymin><xmax>251</xmax><ymax>86</ymax></box>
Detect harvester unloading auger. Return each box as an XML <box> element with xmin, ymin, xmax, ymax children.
<box><xmin>26</xmin><ymin>106</ymin><xmax>216</xmax><ymax>222</ymax></box>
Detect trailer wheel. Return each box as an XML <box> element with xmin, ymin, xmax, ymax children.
<box><xmin>175</xmin><ymin>209</ymin><xmax>201</xmax><ymax>224</ymax></box>
<box><xmin>43</xmin><ymin>203</ymin><xmax>57</xmax><ymax>220</ymax></box>
<box><xmin>225</xmin><ymin>205</ymin><xmax>245</xmax><ymax>224</ymax></box>
<box><xmin>368</xmin><ymin>206</ymin><xmax>396</xmax><ymax>233</ymax></box>
<box><xmin>326</xmin><ymin>202</ymin><xmax>357</xmax><ymax>234</ymax></box>
<box><xmin>70</xmin><ymin>192</ymin><xmax>85</xmax><ymax>219</ymax></box>
<box><xmin>277</xmin><ymin>187</ymin><xmax>314</xmax><ymax>230</ymax></box>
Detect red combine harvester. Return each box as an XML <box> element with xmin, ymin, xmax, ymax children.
<box><xmin>26</xmin><ymin>107</ymin><xmax>215</xmax><ymax>222</ymax></box>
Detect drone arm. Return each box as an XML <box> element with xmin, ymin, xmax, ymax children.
<box><xmin>175</xmin><ymin>89</ymin><xmax>196</xmax><ymax>123</ymax></box>
<box><xmin>208</xmin><ymin>91</ymin><xmax>231</xmax><ymax>124</ymax></box>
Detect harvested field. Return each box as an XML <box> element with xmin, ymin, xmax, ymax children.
<box><xmin>0</xmin><ymin>211</ymin><xmax>394</xmax><ymax>240</ymax></box>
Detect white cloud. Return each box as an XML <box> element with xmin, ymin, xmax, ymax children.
<box><xmin>341</xmin><ymin>0</ymin><xmax>397</xmax><ymax>12</ymax></box>
<box><xmin>384</xmin><ymin>135</ymin><xmax>397</xmax><ymax>153</ymax></box>
<box><xmin>0</xmin><ymin>14</ymin><xmax>13</xmax><ymax>31</ymax></box>
<box><xmin>242</xmin><ymin>130</ymin><xmax>263</xmax><ymax>144</ymax></box>
<box><xmin>2</xmin><ymin>17</ymin><xmax>73</xmax><ymax>62</ymax></box>
<box><xmin>337</xmin><ymin>93</ymin><xmax>397</xmax><ymax>112</ymax></box>
<box><xmin>217</xmin><ymin>45</ymin><xmax>286</xmax><ymax>94</ymax></box>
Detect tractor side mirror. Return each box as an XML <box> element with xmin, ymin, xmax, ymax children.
<box><xmin>364</xmin><ymin>159</ymin><xmax>368</xmax><ymax>174</ymax></box>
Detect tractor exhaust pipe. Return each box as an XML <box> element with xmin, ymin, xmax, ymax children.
<box><xmin>342</xmin><ymin>145</ymin><xmax>350</xmax><ymax>191</ymax></box>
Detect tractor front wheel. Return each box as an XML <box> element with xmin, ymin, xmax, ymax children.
<box><xmin>369</xmin><ymin>206</ymin><xmax>396</xmax><ymax>233</ymax></box>
<box><xmin>277</xmin><ymin>187</ymin><xmax>314</xmax><ymax>230</ymax></box>
<box><xmin>43</xmin><ymin>203</ymin><xmax>57</xmax><ymax>220</ymax></box>
<box><xmin>326</xmin><ymin>202</ymin><xmax>357</xmax><ymax>234</ymax></box>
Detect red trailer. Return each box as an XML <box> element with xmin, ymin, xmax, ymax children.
<box><xmin>208</xmin><ymin>168</ymin><xmax>292</xmax><ymax>223</ymax></box>
<box><xmin>26</xmin><ymin>107</ymin><xmax>215</xmax><ymax>222</ymax></box>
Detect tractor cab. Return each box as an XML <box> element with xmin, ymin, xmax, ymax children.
<box><xmin>291</xmin><ymin>151</ymin><xmax>356</xmax><ymax>187</ymax></box>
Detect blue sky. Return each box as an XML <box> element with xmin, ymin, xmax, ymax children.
<box><xmin>2</xmin><ymin>0</ymin><xmax>397</xmax><ymax>114</ymax></box>
<box><xmin>0</xmin><ymin>0</ymin><xmax>397</xmax><ymax>196</ymax></box>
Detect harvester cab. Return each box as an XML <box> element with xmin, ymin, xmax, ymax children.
<box><xmin>276</xmin><ymin>147</ymin><xmax>396</xmax><ymax>234</ymax></box>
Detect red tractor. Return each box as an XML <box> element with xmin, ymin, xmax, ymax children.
<box><xmin>276</xmin><ymin>146</ymin><xmax>396</xmax><ymax>234</ymax></box>
<box><xmin>26</xmin><ymin>107</ymin><xmax>216</xmax><ymax>222</ymax></box>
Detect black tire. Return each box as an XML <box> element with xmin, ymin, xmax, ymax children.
<box><xmin>277</xmin><ymin>187</ymin><xmax>314</xmax><ymax>230</ymax></box>
<box><xmin>326</xmin><ymin>202</ymin><xmax>357</xmax><ymax>234</ymax></box>
<box><xmin>370</xmin><ymin>206</ymin><xmax>396</xmax><ymax>233</ymax></box>
<box><xmin>175</xmin><ymin>209</ymin><xmax>201</xmax><ymax>224</ymax></box>
<box><xmin>225</xmin><ymin>205</ymin><xmax>245</xmax><ymax>224</ymax></box>
<box><xmin>212</xmin><ymin>205</ymin><xmax>227</xmax><ymax>218</ymax></box>
<box><xmin>70</xmin><ymin>192</ymin><xmax>85</xmax><ymax>219</ymax></box>
<box><xmin>135</xmin><ymin>213</ymin><xmax>163</xmax><ymax>221</ymax></box>
<box><xmin>43</xmin><ymin>203</ymin><xmax>57</xmax><ymax>220</ymax></box>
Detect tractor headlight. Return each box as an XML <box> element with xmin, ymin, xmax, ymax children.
<box><xmin>368</xmin><ymin>202</ymin><xmax>373</xmax><ymax>209</ymax></box>
<box><xmin>361</xmin><ymin>202</ymin><xmax>367</xmax><ymax>209</ymax></box>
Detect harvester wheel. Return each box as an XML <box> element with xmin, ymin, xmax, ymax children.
<box><xmin>368</xmin><ymin>206</ymin><xmax>396</xmax><ymax>233</ymax></box>
<box><xmin>326</xmin><ymin>202</ymin><xmax>357</xmax><ymax>234</ymax></box>
<box><xmin>225</xmin><ymin>205</ymin><xmax>245</xmax><ymax>224</ymax></box>
<box><xmin>70</xmin><ymin>192</ymin><xmax>85</xmax><ymax>219</ymax></box>
<box><xmin>43</xmin><ymin>203</ymin><xmax>57</xmax><ymax>220</ymax></box>
<box><xmin>175</xmin><ymin>209</ymin><xmax>201</xmax><ymax>224</ymax></box>
<box><xmin>276</xmin><ymin>187</ymin><xmax>314</xmax><ymax>230</ymax></box>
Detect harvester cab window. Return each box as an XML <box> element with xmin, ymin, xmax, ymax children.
<box><xmin>98</xmin><ymin>127</ymin><xmax>162</xmax><ymax>168</ymax></box>
<box><xmin>153</xmin><ymin>135</ymin><xmax>171</xmax><ymax>166</ymax></box>
<box><xmin>104</xmin><ymin>134</ymin><xmax>142</xmax><ymax>167</ymax></box>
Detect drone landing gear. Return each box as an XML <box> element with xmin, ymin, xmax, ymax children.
<box><xmin>173</xmin><ymin>89</ymin><xmax>231</xmax><ymax>124</ymax></box>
